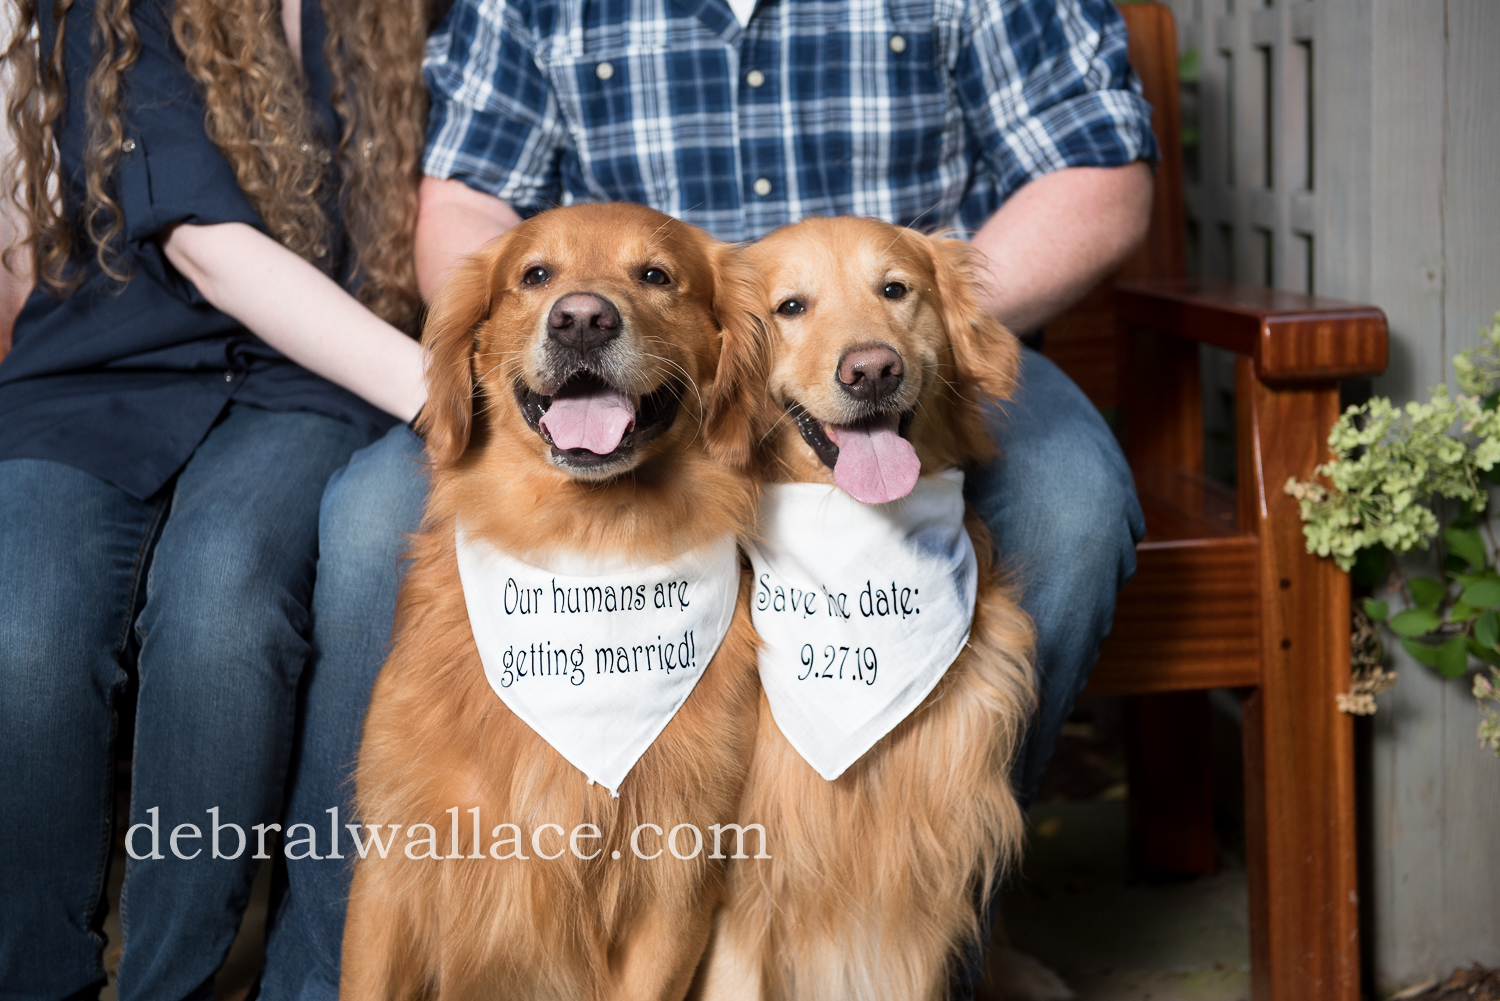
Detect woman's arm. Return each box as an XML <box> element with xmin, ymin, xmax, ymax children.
<box><xmin>0</xmin><ymin>245</ymin><xmax>30</xmax><ymax>355</ymax></box>
<box><xmin>162</xmin><ymin>221</ymin><xmax>426</xmax><ymax>422</ymax></box>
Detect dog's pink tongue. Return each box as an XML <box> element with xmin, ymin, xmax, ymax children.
<box><xmin>831</xmin><ymin>422</ymin><xmax>921</xmax><ymax>504</ymax></box>
<box><xmin>540</xmin><ymin>390</ymin><xmax>635</xmax><ymax>454</ymax></box>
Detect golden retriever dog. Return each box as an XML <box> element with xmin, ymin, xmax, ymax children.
<box><xmin>341</xmin><ymin>203</ymin><xmax>766</xmax><ymax>999</ymax></box>
<box><xmin>697</xmin><ymin>217</ymin><xmax>1037</xmax><ymax>1001</ymax></box>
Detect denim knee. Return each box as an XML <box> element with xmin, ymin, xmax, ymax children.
<box><xmin>318</xmin><ymin>424</ymin><xmax>428</xmax><ymax>583</ymax></box>
<box><xmin>136</xmin><ymin>526</ymin><xmax>312</xmax><ymax>696</ymax></box>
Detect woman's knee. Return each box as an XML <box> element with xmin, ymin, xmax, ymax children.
<box><xmin>0</xmin><ymin>460</ymin><xmax>143</xmax><ymax>732</ymax></box>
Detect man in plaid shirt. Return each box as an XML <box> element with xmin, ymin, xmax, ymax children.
<box><xmin>263</xmin><ymin>0</ymin><xmax>1156</xmax><ymax>995</ymax></box>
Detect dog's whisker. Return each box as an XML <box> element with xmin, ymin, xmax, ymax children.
<box><xmin>634</xmin><ymin>348</ymin><xmax>709</xmax><ymax>450</ymax></box>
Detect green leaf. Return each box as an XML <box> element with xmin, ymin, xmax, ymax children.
<box><xmin>1444</xmin><ymin>526</ymin><xmax>1489</xmax><ymax>570</ymax></box>
<box><xmin>1351</xmin><ymin>547</ymin><xmax>1390</xmax><ymax>589</ymax></box>
<box><xmin>1485</xmin><ymin>390</ymin><xmax>1500</xmax><ymax>412</ymax></box>
<box><xmin>1363</xmin><ymin>598</ymin><xmax>1389</xmax><ymax>622</ymax></box>
<box><xmin>1452</xmin><ymin>570</ymin><xmax>1500</xmax><ymax>587</ymax></box>
<box><xmin>1478</xmin><ymin>610</ymin><xmax>1500</xmax><ymax>649</ymax></box>
<box><xmin>1451</xmin><ymin>601</ymin><xmax>1479</xmax><ymax>623</ymax></box>
<box><xmin>1467</xmin><ymin>635</ymin><xmax>1500</xmax><ymax>666</ymax></box>
<box><xmin>1464</xmin><ymin>580</ymin><xmax>1500</xmax><ymax>609</ymax></box>
<box><xmin>1437</xmin><ymin>636</ymin><xmax>1470</xmax><ymax>678</ymax></box>
<box><xmin>1410</xmin><ymin>577</ymin><xmax>1447</xmax><ymax>610</ymax></box>
<box><xmin>1390</xmin><ymin>608</ymin><xmax>1442</xmax><ymax>637</ymax></box>
<box><xmin>1401</xmin><ymin>637</ymin><xmax>1441</xmax><ymax>667</ymax></box>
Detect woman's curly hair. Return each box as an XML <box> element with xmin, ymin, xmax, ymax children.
<box><xmin>2</xmin><ymin>0</ymin><xmax>427</xmax><ymax>333</ymax></box>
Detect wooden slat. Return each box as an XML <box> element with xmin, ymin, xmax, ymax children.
<box><xmin>1117</xmin><ymin>278</ymin><xmax>1389</xmax><ymax>381</ymax></box>
<box><xmin>1235</xmin><ymin>358</ymin><xmax>1359</xmax><ymax>1001</ymax></box>
<box><xmin>1121</xmin><ymin>321</ymin><xmax>1203</xmax><ymax>475</ymax></box>
<box><xmin>1039</xmin><ymin>1</ymin><xmax>1186</xmax><ymax>410</ymax></box>
<box><xmin>1133</xmin><ymin>466</ymin><xmax>1241</xmax><ymax>541</ymax></box>
<box><xmin>1038</xmin><ymin>284</ymin><xmax>1119</xmax><ymax>409</ymax></box>
<box><xmin>1086</xmin><ymin>536</ymin><xmax>1260</xmax><ymax>696</ymax></box>
<box><xmin>1115</xmin><ymin>2</ymin><xmax>1187</xmax><ymax>283</ymax></box>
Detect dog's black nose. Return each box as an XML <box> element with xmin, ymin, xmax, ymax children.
<box><xmin>548</xmin><ymin>293</ymin><xmax>621</xmax><ymax>351</ymax></box>
<box><xmin>836</xmin><ymin>344</ymin><xmax>904</xmax><ymax>405</ymax></box>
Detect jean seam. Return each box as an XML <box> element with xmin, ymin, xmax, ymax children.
<box><xmin>111</xmin><ymin>489</ymin><xmax>172</xmax><ymax>962</ymax></box>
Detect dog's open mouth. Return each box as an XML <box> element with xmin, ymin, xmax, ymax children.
<box><xmin>786</xmin><ymin>401</ymin><xmax>918</xmax><ymax>505</ymax></box>
<box><xmin>515</xmin><ymin>373</ymin><xmax>681</xmax><ymax>470</ymax></box>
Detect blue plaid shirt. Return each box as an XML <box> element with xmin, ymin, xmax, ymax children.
<box><xmin>423</xmin><ymin>0</ymin><xmax>1157</xmax><ymax>242</ymax></box>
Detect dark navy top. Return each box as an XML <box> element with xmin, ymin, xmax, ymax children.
<box><xmin>0</xmin><ymin>0</ymin><xmax>399</xmax><ymax>500</ymax></box>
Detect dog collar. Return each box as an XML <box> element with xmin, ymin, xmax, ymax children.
<box><xmin>743</xmin><ymin>470</ymin><xmax>977</xmax><ymax>780</ymax></box>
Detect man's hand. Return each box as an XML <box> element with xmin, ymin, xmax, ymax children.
<box><xmin>415</xmin><ymin>176</ymin><xmax>523</xmax><ymax>301</ymax></box>
<box><xmin>969</xmin><ymin>162</ymin><xmax>1154</xmax><ymax>335</ymax></box>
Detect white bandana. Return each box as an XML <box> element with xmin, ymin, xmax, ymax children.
<box><xmin>744</xmin><ymin>471</ymin><xmax>977</xmax><ymax>780</ymax></box>
<box><xmin>455</xmin><ymin>528</ymin><xmax>740</xmax><ymax>795</ymax></box>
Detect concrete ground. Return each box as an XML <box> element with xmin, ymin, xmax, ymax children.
<box><xmin>984</xmin><ymin>800</ymin><xmax>1251</xmax><ymax>1001</ymax></box>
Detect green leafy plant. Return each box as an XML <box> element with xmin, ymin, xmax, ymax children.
<box><xmin>1477</xmin><ymin>668</ymin><xmax>1500</xmax><ymax>754</ymax></box>
<box><xmin>1287</xmin><ymin>312</ymin><xmax>1500</xmax><ymax>754</ymax></box>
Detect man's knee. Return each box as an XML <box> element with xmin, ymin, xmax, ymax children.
<box><xmin>1025</xmin><ymin>445</ymin><xmax>1140</xmax><ymax>579</ymax></box>
<box><xmin>318</xmin><ymin>426</ymin><xmax>429</xmax><ymax>581</ymax></box>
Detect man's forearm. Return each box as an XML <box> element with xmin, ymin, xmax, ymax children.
<box><xmin>969</xmin><ymin>162</ymin><xmax>1153</xmax><ymax>335</ymax></box>
<box><xmin>415</xmin><ymin>176</ymin><xmax>524</xmax><ymax>301</ymax></box>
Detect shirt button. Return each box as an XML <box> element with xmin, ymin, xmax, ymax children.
<box><xmin>596</xmin><ymin>61</ymin><xmax>614</xmax><ymax>80</ymax></box>
<box><xmin>120</xmin><ymin>138</ymin><xmax>136</xmax><ymax>153</ymax></box>
<box><xmin>752</xmin><ymin>177</ymin><xmax>772</xmax><ymax>196</ymax></box>
<box><xmin>223</xmin><ymin>371</ymin><xmax>235</xmax><ymax>382</ymax></box>
<box><xmin>889</xmin><ymin>34</ymin><xmax>907</xmax><ymax>53</ymax></box>
<box><xmin>746</xmin><ymin>69</ymin><xmax>765</xmax><ymax>88</ymax></box>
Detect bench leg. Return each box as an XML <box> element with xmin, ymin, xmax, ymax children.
<box><xmin>1237</xmin><ymin>360</ymin><xmax>1359</xmax><ymax>1001</ymax></box>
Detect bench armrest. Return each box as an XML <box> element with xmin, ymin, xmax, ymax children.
<box><xmin>1116</xmin><ymin>277</ymin><xmax>1388</xmax><ymax>382</ymax></box>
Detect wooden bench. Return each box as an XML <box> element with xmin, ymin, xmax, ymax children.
<box><xmin>1043</xmin><ymin>6</ymin><xmax>1388</xmax><ymax>999</ymax></box>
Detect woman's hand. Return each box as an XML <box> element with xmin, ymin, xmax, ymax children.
<box><xmin>162</xmin><ymin>221</ymin><xmax>427</xmax><ymax>422</ymax></box>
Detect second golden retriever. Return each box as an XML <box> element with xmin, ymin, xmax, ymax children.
<box><xmin>699</xmin><ymin>216</ymin><xmax>1037</xmax><ymax>1001</ymax></box>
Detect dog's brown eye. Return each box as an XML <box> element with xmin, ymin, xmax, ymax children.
<box><xmin>642</xmin><ymin>267</ymin><xmax>672</xmax><ymax>286</ymax></box>
<box><xmin>883</xmin><ymin>282</ymin><xmax>908</xmax><ymax>300</ymax></box>
<box><xmin>522</xmin><ymin>266</ymin><xmax>550</xmax><ymax>285</ymax></box>
<box><xmin>777</xmin><ymin>299</ymin><xmax>805</xmax><ymax>317</ymax></box>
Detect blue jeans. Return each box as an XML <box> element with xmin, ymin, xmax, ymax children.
<box><xmin>258</xmin><ymin>349</ymin><xmax>1143</xmax><ymax>998</ymax></box>
<box><xmin>259</xmin><ymin>430</ymin><xmax>429</xmax><ymax>1001</ymax></box>
<box><xmin>0</xmin><ymin>404</ymin><xmax>361</xmax><ymax>1001</ymax></box>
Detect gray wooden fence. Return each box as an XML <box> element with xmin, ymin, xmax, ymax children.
<box><xmin>1159</xmin><ymin>0</ymin><xmax>1500</xmax><ymax>991</ymax></box>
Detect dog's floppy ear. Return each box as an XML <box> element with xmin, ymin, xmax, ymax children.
<box><xmin>702</xmin><ymin>243</ymin><xmax>771</xmax><ymax>472</ymax></box>
<box><xmin>414</xmin><ymin>246</ymin><xmax>502</xmax><ymax>466</ymax></box>
<box><xmin>926</xmin><ymin>236</ymin><xmax>1021</xmax><ymax>405</ymax></box>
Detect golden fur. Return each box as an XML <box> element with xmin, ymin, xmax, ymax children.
<box><xmin>342</xmin><ymin>204</ymin><xmax>767</xmax><ymax>999</ymax></box>
<box><xmin>697</xmin><ymin>217</ymin><xmax>1037</xmax><ymax>1001</ymax></box>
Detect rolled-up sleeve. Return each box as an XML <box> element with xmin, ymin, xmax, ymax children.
<box><xmin>422</xmin><ymin>0</ymin><xmax>569</xmax><ymax>213</ymax></box>
<box><xmin>954</xmin><ymin>0</ymin><xmax>1158</xmax><ymax>201</ymax></box>
<box><xmin>108</xmin><ymin>0</ymin><xmax>262</xmax><ymax>295</ymax></box>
